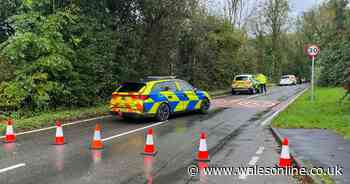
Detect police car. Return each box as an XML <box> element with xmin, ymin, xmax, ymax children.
<box><xmin>109</xmin><ymin>76</ymin><xmax>211</xmax><ymax>121</ymax></box>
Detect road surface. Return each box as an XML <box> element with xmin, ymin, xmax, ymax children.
<box><xmin>0</xmin><ymin>84</ymin><xmax>307</xmax><ymax>184</ymax></box>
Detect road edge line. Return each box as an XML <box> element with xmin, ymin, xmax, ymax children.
<box><xmin>270</xmin><ymin>127</ymin><xmax>323</xmax><ymax>184</ymax></box>
<box><xmin>268</xmin><ymin>87</ymin><xmax>323</xmax><ymax>184</ymax></box>
<box><xmin>0</xmin><ymin>115</ymin><xmax>111</xmax><ymax>139</ymax></box>
<box><xmin>0</xmin><ymin>87</ymin><xmax>271</xmax><ymax>139</ymax></box>
<box><xmin>102</xmin><ymin>120</ymin><xmax>168</xmax><ymax>142</ymax></box>
<box><xmin>260</xmin><ymin>87</ymin><xmax>308</xmax><ymax>126</ymax></box>
<box><xmin>0</xmin><ymin>163</ymin><xmax>26</xmax><ymax>174</ymax></box>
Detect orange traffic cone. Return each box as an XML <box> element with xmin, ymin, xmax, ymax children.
<box><xmin>90</xmin><ymin>124</ymin><xmax>103</xmax><ymax>149</ymax></box>
<box><xmin>4</xmin><ymin>118</ymin><xmax>16</xmax><ymax>143</ymax></box>
<box><xmin>143</xmin><ymin>128</ymin><xmax>157</xmax><ymax>156</ymax></box>
<box><xmin>197</xmin><ymin>132</ymin><xmax>210</xmax><ymax>161</ymax></box>
<box><xmin>54</xmin><ymin>120</ymin><xmax>65</xmax><ymax>145</ymax></box>
<box><xmin>279</xmin><ymin>137</ymin><xmax>292</xmax><ymax>167</ymax></box>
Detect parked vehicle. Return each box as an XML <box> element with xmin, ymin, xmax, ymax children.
<box><xmin>109</xmin><ymin>76</ymin><xmax>211</xmax><ymax>121</ymax></box>
<box><xmin>279</xmin><ymin>75</ymin><xmax>297</xmax><ymax>86</ymax></box>
<box><xmin>231</xmin><ymin>74</ymin><xmax>260</xmax><ymax>95</ymax></box>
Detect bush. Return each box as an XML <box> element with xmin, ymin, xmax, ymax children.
<box><xmin>318</xmin><ymin>39</ymin><xmax>350</xmax><ymax>86</ymax></box>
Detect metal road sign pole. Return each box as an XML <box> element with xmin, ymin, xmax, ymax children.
<box><xmin>306</xmin><ymin>44</ymin><xmax>319</xmax><ymax>102</ymax></box>
<box><xmin>311</xmin><ymin>56</ymin><xmax>315</xmax><ymax>101</ymax></box>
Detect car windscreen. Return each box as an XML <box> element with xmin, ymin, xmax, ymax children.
<box><xmin>235</xmin><ymin>76</ymin><xmax>249</xmax><ymax>81</ymax></box>
<box><xmin>117</xmin><ymin>83</ymin><xmax>145</xmax><ymax>92</ymax></box>
<box><xmin>281</xmin><ymin>76</ymin><xmax>290</xmax><ymax>79</ymax></box>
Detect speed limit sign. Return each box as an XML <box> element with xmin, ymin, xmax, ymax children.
<box><xmin>306</xmin><ymin>45</ymin><xmax>320</xmax><ymax>57</ymax></box>
<box><xmin>305</xmin><ymin>44</ymin><xmax>320</xmax><ymax>102</ymax></box>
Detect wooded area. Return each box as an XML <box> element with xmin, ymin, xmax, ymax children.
<box><xmin>0</xmin><ymin>0</ymin><xmax>349</xmax><ymax>113</ymax></box>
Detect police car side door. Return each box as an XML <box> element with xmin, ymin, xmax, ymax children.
<box><xmin>177</xmin><ymin>80</ymin><xmax>200</xmax><ymax>111</ymax></box>
<box><xmin>158</xmin><ymin>81</ymin><xmax>182</xmax><ymax>112</ymax></box>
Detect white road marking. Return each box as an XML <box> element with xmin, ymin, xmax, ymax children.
<box><xmin>0</xmin><ymin>115</ymin><xmax>111</xmax><ymax>139</ymax></box>
<box><xmin>239</xmin><ymin>147</ymin><xmax>263</xmax><ymax>180</ymax></box>
<box><xmin>248</xmin><ymin>156</ymin><xmax>260</xmax><ymax>166</ymax></box>
<box><xmin>260</xmin><ymin>88</ymin><xmax>308</xmax><ymax>126</ymax></box>
<box><xmin>239</xmin><ymin>156</ymin><xmax>260</xmax><ymax>180</ymax></box>
<box><xmin>0</xmin><ymin>163</ymin><xmax>26</xmax><ymax>174</ymax></box>
<box><xmin>256</xmin><ymin>146</ymin><xmax>264</xmax><ymax>155</ymax></box>
<box><xmin>247</xmin><ymin>94</ymin><xmax>260</xmax><ymax>99</ymax></box>
<box><xmin>102</xmin><ymin>120</ymin><xmax>168</xmax><ymax>142</ymax></box>
<box><xmin>0</xmin><ymin>88</ymin><xmax>263</xmax><ymax>139</ymax></box>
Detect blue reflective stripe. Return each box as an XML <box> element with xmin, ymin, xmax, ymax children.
<box><xmin>168</xmin><ymin>101</ymin><xmax>179</xmax><ymax>112</ymax></box>
<box><xmin>149</xmin><ymin>93</ymin><xmax>167</xmax><ymax>102</ymax></box>
<box><xmin>144</xmin><ymin>103</ymin><xmax>154</xmax><ymax>112</ymax></box>
<box><xmin>175</xmin><ymin>92</ymin><xmax>188</xmax><ymax>101</ymax></box>
<box><xmin>186</xmin><ymin>100</ymin><xmax>199</xmax><ymax>110</ymax></box>
<box><xmin>196</xmin><ymin>92</ymin><xmax>206</xmax><ymax>100</ymax></box>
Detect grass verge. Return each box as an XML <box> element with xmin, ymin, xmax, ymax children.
<box><xmin>272</xmin><ymin>87</ymin><xmax>350</xmax><ymax>139</ymax></box>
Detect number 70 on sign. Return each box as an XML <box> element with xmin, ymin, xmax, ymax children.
<box><xmin>305</xmin><ymin>45</ymin><xmax>320</xmax><ymax>58</ymax></box>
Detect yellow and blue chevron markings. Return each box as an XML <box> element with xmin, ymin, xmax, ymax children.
<box><xmin>110</xmin><ymin>79</ymin><xmax>211</xmax><ymax>117</ymax></box>
<box><xmin>143</xmin><ymin>90</ymin><xmax>208</xmax><ymax>114</ymax></box>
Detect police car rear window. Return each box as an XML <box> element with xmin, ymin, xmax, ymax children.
<box><xmin>117</xmin><ymin>83</ymin><xmax>145</xmax><ymax>92</ymax></box>
<box><xmin>235</xmin><ymin>76</ymin><xmax>249</xmax><ymax>81</ymax></box>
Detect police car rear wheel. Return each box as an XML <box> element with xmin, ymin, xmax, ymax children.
<box><xmin>156</xmin><ymin>103</ymin><xmax>170</xmax><ymax>121</ymax></box>
<box><xmin>199</xmin><ymin>99</ymin><xmax>210</xmax><ymax>114</ymax></box>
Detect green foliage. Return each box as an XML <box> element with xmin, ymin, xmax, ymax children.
<box><xmin>299</xmin><ymin>0</ymin><xmax>350</xmax><ymax>87</ymax></box>
<box><xmin>318</xmin><ymin>39</ymin><xmax>350</xmax><ymax>86</ymax></box>
<box><xmin>0</xmin><ymin>5</ymin><xmax>78</xmax><ymax>110</ymax></box>
<box><xmin>0</xmin><ymin>0</ymin><xmax>311</xmax><ymax>116</ymax></box>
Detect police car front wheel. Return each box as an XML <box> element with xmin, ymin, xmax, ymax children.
<box><xmin>199</xmin><ymin>99</ymin><xmax>210</xmax><ymax>114</ymax></box>
<box><xmin>156</xmin><ymin>103</ymin><xmax>170</xmax><ymax>121</ymax></box>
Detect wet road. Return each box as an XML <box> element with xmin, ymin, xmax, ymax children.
<box><xmin>0</xmin><ymin>85</ymin><xmax>307</xmax><ymax>184</ymax></box>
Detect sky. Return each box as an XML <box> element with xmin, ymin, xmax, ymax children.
<box><xmin>290</xmin><ymin>0</ymin><xmax>325</xmax><ymax>16</ymax></box>
<box><xmin>212</xmin><ymin>0</ymin><xmax>325</xmax><ymax>17</ymax></box>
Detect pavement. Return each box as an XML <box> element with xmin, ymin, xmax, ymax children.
<box><xmin>0</xmin><ymin>84</ymin><xmax>308</xmax><ymax>184</ymax></box>
<box><xmin>277</xmin><ymin>129</ymin><xmax>350</xmax><ymax>184</ymax></box>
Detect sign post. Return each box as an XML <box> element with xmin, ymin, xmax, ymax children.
<box><xmin>306</xmin><ymin>45</ymin><xmax>320</xmax><ymax>102</ymax></box>
<box><xmin>311</xmin><ymin>55</ymin><xmax>315</xmax><ymax>101</ymax></box>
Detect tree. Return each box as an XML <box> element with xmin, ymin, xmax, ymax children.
<box><xmin>263</xmin><ymin>0</ymin><xmax>290</xmax><ymax>80</ymax></box>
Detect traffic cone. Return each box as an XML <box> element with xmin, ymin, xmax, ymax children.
<box><xmin>90</xmin><ymin>124</ymin><xmax>103</xmax><ymax>149</ymax></box>
<box><xmin>142</xmin><ymin>128</ymin><xmax>157</xmax><ymax>156</ymax></box>
<box><xmin>4</xmin><ymin>118</ymin><xmax>16</xmax><ymax>143</ymax></box>
<box><xmin>53</xmin><ymin>120</ymin><xmax>65</xmax><ymax>145</ymax></box>
<box><xmin>279</xmin><ymin>137</ymin><xmax>292</xmax><ymax>167</ymax></box>
<box><xmin>197</xmin><ymin>132</ymin><xmax>210</xmax><ymax>161</ymax></box>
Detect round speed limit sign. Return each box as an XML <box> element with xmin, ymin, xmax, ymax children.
<box><xmin>307</xmin><ymin>45</ymin><xmax>320</xmax><ymax>57</ymax></box>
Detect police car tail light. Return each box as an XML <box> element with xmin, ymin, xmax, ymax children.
<box><xmin>139</xmin><ymin>95</ymin><xmax>149</xmax><ymax>100</ymax></box>
<box><xmin>131</xmin><ymin>95</ymin><xmax>149</xmax><ymax>100</ymax></box>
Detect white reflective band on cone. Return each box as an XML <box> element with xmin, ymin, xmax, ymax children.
<box><xmin>6</xmin><ymin>126</ymin><xmax>14</xmax><ymax>135</ymax></box>
<box><xmin>281</xmin><ymin>145</ymin><xmax>290</xmax><ymax>159</ymax></box>
<box><xmin>199</xmin><ymin>139</ymin><xmax>207</xmax><ymax>151</ymax></box>
<box><xmin>146</xmin><ymin>135</ymin><xmax>153</xmax><ymax>145</ymax></box>
<box><xmin>94</xmin><ymin>131</ymin><xmax>101</xmax><ymax>140</ymax></box>
<box><xmin>56</xmin><ymin>127</ymin><xmax>63</xmax><ymax>137</ymax></box>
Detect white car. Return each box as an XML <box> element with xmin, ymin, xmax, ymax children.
<box><xmin>279</xmin><ymin>75</ymin><xmax>297</xmax><ymax>86</ymax></box>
